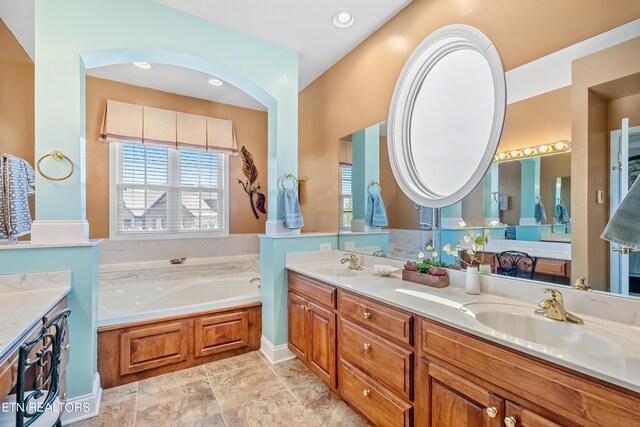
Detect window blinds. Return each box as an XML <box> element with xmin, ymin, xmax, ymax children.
<box><xmin>101</xmin><ymin>99</ymin><xmax>238</xmax><ymax>155</ymax></box>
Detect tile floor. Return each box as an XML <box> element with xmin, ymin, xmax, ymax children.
<box><xmin>71</xmin><ymin>352</ymin><xmax>370</xmax><ymax>427</ymax></box>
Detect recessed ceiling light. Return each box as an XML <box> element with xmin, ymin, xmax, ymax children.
<box><xmin>332</xmin><ymin>11</ymin><xmax>354</xmax><ymax>29</ymax></box>
<box><xmin>208</xmin><ymin>77</ymin><xmax>224</xmax><ymax>87</ymax></box>
<box><xmin>132</xmin><ymin>62</ymin><xmax>152</xmax><ymax>70</ymax></box>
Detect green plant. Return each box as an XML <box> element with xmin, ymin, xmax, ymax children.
<box><xmin>443</xmin><ymin>224</ymin><xmax>491</xmax><ymax>267</ymax></box>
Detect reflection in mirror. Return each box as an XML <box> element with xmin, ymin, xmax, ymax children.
<box><xmin>338</xmin><ymin>121</ymin><xmax>438</xmax><ymax>263</ymax></box>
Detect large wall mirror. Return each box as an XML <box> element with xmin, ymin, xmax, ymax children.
<box><xmin>338</xmin><ymin>22</ymin><xmax>640</xmax><ymax>299</ymax></box>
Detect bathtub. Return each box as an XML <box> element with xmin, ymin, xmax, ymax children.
<box><xmin>98</xmin><ymin>271</ymin><xmax>261</xmax><ymax>327</ymax></box>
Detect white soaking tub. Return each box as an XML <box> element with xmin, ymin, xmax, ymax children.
<box><xmin>98</xmin><ymin>271</ymin><xmax>261</xmax><ymax>327</ymax></box>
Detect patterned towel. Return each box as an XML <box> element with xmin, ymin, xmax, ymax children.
<box><xmin>417</xmin><ymin>205</ymin><xmax>438</xmax><ymax>230</ymax></box>
<box><xmin>498</xmin><ymin>195</ymin><xmax>509</xmax><ymax>211</ymax></box>
<box><xmin>0</xmin><ymin>155</ymin><xmax>35</xmax><ymax>241</ymax></box>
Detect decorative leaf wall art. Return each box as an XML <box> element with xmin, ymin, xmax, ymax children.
<box><xmin>237</xmin><ymin>146</ymin><xmax>267</xmax><ymax>219</ymax></box>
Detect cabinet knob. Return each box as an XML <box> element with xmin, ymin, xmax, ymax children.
<box><xmin>362</xmin><ymin>389</ymin><xmax>371</xmax><ymax>397</ymax></box>
<box><xmin>486</xmin><ymin>407</ymin><xmax>497</xmax><ymax>418</ymax></box>
<box><xmin>363</xmin><ymin>312</ymin><xmax>372</xmax><ymax>319</ymax></box>
<box><xmin>363</xmin><ymin>343</ymin><xmax>371</xmax><ymax>351</ymax></box>
<box><xmin>301</xmin><ymin>304</ymin><xmax>309</xmax><ymax>312</ymax></box>
<box><xmin>504</xmin><ymin>416</ymin><xmax>517</xmax><ymax>427</ymax></box>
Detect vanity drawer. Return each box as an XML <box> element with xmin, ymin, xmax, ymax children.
<box><xmin>420</xmin><ymin>318</ymin><xmax>640</xmax><ymax>426</ymax></box>
<box><xmin>288</xmin><ymin>272</ymin><xmax>336</xmax><ymax>308</ymax></box>
<box><xmin>339</xmin><ymin>358</ymin><xmax>412</xmax><ymax>427</ymax></box>
<box><xmin>340</xmin><ymin>319</ymin><xmax>413</xmax><ymax>400</ymax></box>
<box><xmin>339</xmin><ymin>291</ymin><xmax>412</xmax><ymax>346</ymax></box>
<box><xmin>535</xmin><ymin>259</ymin><xmax>568</xmax><ymax>277</ymax></box>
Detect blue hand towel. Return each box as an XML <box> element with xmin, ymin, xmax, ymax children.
<box><xmin>365</xmin><ymin>193</ymin><xmax>388</xmax><ymax>227</ymax></box>
<box><xmin>554</xmin><ymin>204</ymin><xmax>570</xmax><ymax>223</ymax></box>
<box><xmin>283</xmin><ymin>188</ymin><xmax>304</xmax><ymax>229</ymax></box>
<box><xmin>535</xmin><ymin>202</ymin><xmax>547</xmax><ymax>224</ymax></box>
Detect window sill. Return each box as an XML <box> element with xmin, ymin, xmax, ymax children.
<box><xmin>108</xmin><ymin>231</ymin><xmax>230</xmax><ymax>241</ymax></box>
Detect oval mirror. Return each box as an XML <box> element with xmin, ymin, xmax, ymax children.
<box><xmin>387</xmin><ymin>25</ymin><xmax>506</xmax><ymax>208</ymax></box>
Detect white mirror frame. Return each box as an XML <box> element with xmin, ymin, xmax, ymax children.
<box><xmin>387</xmin><ymin>25</ymin><xmax>506</xmax><ymax>208</ymax></box>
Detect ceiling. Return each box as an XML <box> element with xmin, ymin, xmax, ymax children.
<box><xmin>0</xmin><ymin>0</ymin><xmax>412</xmax><ymax>90</ymax></box>
<box><xmin>87</xmin><ymin>64</ymin><xmax>267</xmax><ymax>111</ymax></box>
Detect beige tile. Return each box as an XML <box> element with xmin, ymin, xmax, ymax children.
<box><xmin>71</xmin><ymin>398</ymin><xmax>135</xmax><ymax>427</ymax></box>
<box><xmin>223</xmin><ymin>390</ymin><xmax>317</xmax><ymax>427</ymax></box>
<box><xmin>207</xmin><ymin>362</ymin><xmax>286</xmax><ymax>410</ymax></box>
<box><xmin>271</xmin><ymin>358</ymin><xmax>323</xmax><ymax>389</ymax></box>
<box><xmin>136</xmin><ymin>379</ymin><xmax>224</xmax><ymax>427</ymax></box>
<box><xmin>137</xmin><ymin>366</ymin><xmax>206</xmax><ymax>395</ymax></box>
<box><xmin>100</xmin><ymin>382</ymin><xmax>137</xmax><ymax>405</ymax></box>
<box><xmin>204</xmin><ymin>351</ymin><xmax>265</xmax><ymax>374</ymax></box>
<box><xmin>291</xmin><ymin>383</ymin><xmax>370</xmax><ymax>427</ymax></box>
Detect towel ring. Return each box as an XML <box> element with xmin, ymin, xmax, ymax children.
<box><xmin>278</xmin><ymin>172</ymin><xmax>298</xmax><ymax>190</ymax></box>
<box><xmin>37</xmin><ymin>151</ymin><xmax>74</xmax><ymax>181</ymax></box>
<box><xmin>368</xmin><ymin>180</ymin><xmax>382</xmax><ymax>194</ymax></box>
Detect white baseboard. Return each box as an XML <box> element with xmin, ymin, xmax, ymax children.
<box><xmin>265</xmin><ymin>220</ymin><xmax>301</xmax><ymax>236</ymax></box>
<box><xmin>260</xmin><ymin>336</ymin><xmax>295</xmax><ymax>364</ymax></box>
<box><xmin>61</xmin><ymin>373</ymin><xmax>102</xmax><ymax>426</ymax></box>
<box><xmin>31</xmin><ymin>220</ymin><xmax>89</xmax><ymax>244</ymax></box>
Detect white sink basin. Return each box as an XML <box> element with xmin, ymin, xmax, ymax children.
<box><xmin>461</xmin><ymin>303</ymin><xmax>622</xmax><ymax>356</ymax></box>
<box><xmin>309</xmin><ymin>266</ymin><xmax>360</xmax><ymax>277</ymax></box>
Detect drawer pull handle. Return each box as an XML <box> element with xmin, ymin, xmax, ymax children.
<box><xmin>363</xmin><ymin>312</ymin><xmax>372</xmax><ymax>319</ymax></box>
<box><xmin>362</xmin><ymin>389</ymin><xmax>371</xmax><ymax>397</ymax></box>
<box><xmin>504</xmin><ymin>416</ymin><xmax>517</xmax><ymax>427</ymax></box>
<box><xmin>62</xmin><ymin>344</ymin><xmax>70</xmax><ymax>352</ymax></box>
<box><xmin>363</xmin><ymin>343</ymin><xmax>371</xmax><ymax>351</ymax></box>
<box><xmin>486</xmin><ymin>407</ymin><xmax>497</xmax><ymax>418</ymax></box>
<box><xmin>301</xmin><ymin>305</ymin><xmax>310</xmax><ymax>312</ymax></box>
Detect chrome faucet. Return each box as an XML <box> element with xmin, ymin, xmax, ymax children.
<box><xmin>340</xmin><ymin>254</ymin><xmax>363</xmax><ymax>271</ymax></box>
<box><xmin>372</xmin><ymin>250</ymin><xmax>386</xmax><ymax>258</ymax></box>
<box><xmin>534</xmin><ymin>288</ymin><xmax>584</xmax><ymax>325</ymax></box>
<box><xmin>249</xmin><ymin>277</ymin><xmax>261</xmax><ymax>289</ymax></box>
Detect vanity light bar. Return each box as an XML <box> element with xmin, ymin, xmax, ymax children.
<box><xmin>494</xmin><ymin>140</ymin><xmax>571</xmax><ymax>162</ymax></box>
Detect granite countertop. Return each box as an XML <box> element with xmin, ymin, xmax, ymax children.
<box><xmin>0</xmin><ymin>272</ymin><xmax>71</xmax><ymax>362</ymax></box>
<box><xmin>286</xmin><ymin>260</ymin><xmax>640</xmax><ymax>394</ymax></box>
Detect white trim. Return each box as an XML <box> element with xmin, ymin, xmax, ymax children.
<box><xmin>60</xmin><ymin>373</ymin><xmax>102</xmax><ymax>426</ymax></box>
<box><xmin>109</xmin><ymin>143</ymin><xmax>230</xmax><ymax>240</ymax></box>
<box><xmin>31</xmin><ymin>220</ymin><xmax>90</xmax><ymax>244</ymax></box>
<box><xmin>265</xmin><ymin>220</ymin><xmax>301</xmax><ymax>236</ymax></box>
<box><xmin>259</xmin><ymin>336</ymin><xmax>295</xmax><ymax>364</ymax></box>
<box><xmin>506</xmin><ymin>18</ymin><xmax>640</xmax><ymax>104</ymax></box>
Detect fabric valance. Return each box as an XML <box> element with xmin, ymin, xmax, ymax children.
<box><xmin>100</xmin><ymin>99</ymin><xmax>238</xmax><ymax>155</ymax></box>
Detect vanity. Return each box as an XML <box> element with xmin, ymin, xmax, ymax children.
<box><xmin>286</xmin><ymin>262</ymin><xmax>640</xmax><ymax>426</ymax></box>
<box><xmin>0</xmin><ymin>272</ymin><xmax>71</xmax><ymax>403</ymax></box>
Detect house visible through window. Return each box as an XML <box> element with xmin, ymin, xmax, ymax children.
<box><xmin>339</xmin><ymin>165</ymin><xmax>353</xmax><ymax>230</ymax></box>
<box><xmin>111</xmin><ymin>143</ymin><xmax>228</xmax><ymax>238</ymax></box>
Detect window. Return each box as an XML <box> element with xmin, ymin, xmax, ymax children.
<box><xmin>110</xmin><ymin>143</ymin><xmax>228</xmax><ymax>239</ymax></box>
<box><xmin>339</xmin><ymin>166</ymin><xmax>353</xmax><ymax>230</ymax></box>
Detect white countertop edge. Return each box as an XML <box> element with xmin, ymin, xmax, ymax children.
<box><xmin>0</xmin><ymin>286</ymin><xmax>71</xmax><ymax>363</ymax></box>
<box><xmin>286</xmin><ymin>263</ymin><xmax>640</xmax><ymax>394</ymax></box>
<box><xmin>0</xmin><ymin>240</ymin><xmax>102</xmax><ymax>250</ymax></box>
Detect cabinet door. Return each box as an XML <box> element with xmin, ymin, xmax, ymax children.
<box><xmin>288</xmin><ymin>292</ymin><xmax>308</xmax><ymax>361</ymax></box>
<box><xmin>504</xmin><ymin>402</ymin><xmax>563</xmax><ymax>427</ymax></box>
<box><xmin>307</xmin><ymin>300</ymin><xmax>336</xmax><ymax>387</ymax></box>
<box><xmin>424</xmin><ymin>361</ymin><xmax>503</xmax><ymax>427</ymax></box>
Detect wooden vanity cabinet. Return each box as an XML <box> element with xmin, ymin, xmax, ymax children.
<box><xmin>287</xmin><ymin>272</ymin><xmax>337</xmax><ymax>388</ymax></box>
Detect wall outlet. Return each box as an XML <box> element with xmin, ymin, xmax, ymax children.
<box><xmin>597</xmin><ymin>190</ymin><xmax>605</xmax><ymax>204</ymax></box>
<box><xmin>319</xmin><ymin>243</ymin><xmax>332</xmax><ymax>251</ymax></box>
<box><xmin>344</xmin><ymin>242</ymin><xmax>355</xmax><ymax>250</ymax></box>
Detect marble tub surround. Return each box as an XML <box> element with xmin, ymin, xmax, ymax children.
<box><xmin>286</xmin><ymin>256</ymin><xmax>640</xmax><ymax>393</ymax></box>
<box><xmin>0</xmin><ymin>271</ymin><xmax>71</xmax><ymax>360</ymax></box>
<box><xmin>99</xmin><ymin>255</ymin><xmax>259</xmax><ymax>288</ymax></box>
<box><xmin>99</xmin><ymin>234</ymin><xmax>260</xmax><ymax>265</ymax></box>
<box><xmin>71</xmin><ymin>351</ymin><xmax>368</xmax><ymax>427</ymax></box>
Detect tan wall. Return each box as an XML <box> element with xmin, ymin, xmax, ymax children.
<box><xmin>498</xmin><ymin>162</ymin><xmax>522</xmax><ymax>225</ymax></box>
<box><xmin>572</xmin><ymin>37</ymin><xmax>640</xmax><ymax>291</ymax></box>
<box><xmin>299</xmin><ymin>0</ymin><xmax>640</xmax><ymax>232</ymax></box>
<box><xmin>86</xmin><ymin>77</ymin><xmax>268</xmax><ymax>238</ymax></box>
<box><xmin>608</xmin><ymin>92</ymin><xmax>640</xmax><ymax>130</ymax></box>
<box><xmin>540</xmin><ymin>153</ymin><xmax>572</xmax><ymax>219</ymax></box>
<box><xmin>0</xmin><ymin>19</ymin><xmax>34</xmax><ymax>239</ymax></box>
<box><xmin>499</xmin><ymin>87</ymin><xmax>572</xmax><ymax>153</ymax></box>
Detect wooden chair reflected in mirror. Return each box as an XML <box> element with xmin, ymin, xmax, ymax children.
<box><xmin>495</xmin><ymin>251</ymin><xmax>538</xmax><ymax>280</ymax></box>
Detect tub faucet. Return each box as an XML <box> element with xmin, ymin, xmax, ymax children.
<box><xmin>250</xmin><ymin>277</ymin><xmax>261</xmax><ymax>289</ymax></box>
<box><xmin>340</xmin><ymin>254</ymin><xmax>363</xmax><ymax>270</ymax></box>
<box><xmin>534</xmin><ymin>289</ymin><xmax>584</xmax><ymax>325</ymax></box>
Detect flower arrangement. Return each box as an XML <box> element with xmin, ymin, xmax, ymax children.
<box><xmin>401</xmin><ymin>245</ymin><xmax>455</xmax><ymax>288</ymax></box>
<box><xmin>442</xmin><ymin>221</ymin><xmax>492</xmax><ymax>268</ymax></box>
